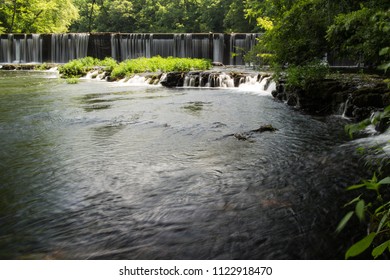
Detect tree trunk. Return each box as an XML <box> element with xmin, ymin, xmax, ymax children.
<box><xmin>10</xmin><ymin>0</ymin><xmax>17</xmax><ymax>33</ymax></box>
<box><xmin>88</xmin><ymin>0</ymin><xmax>96</xmax><ymax>33</ymax></box>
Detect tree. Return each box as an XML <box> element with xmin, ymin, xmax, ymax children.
<box><xmin>0</xmin><ymin>0</ymin><xmax>79</xmax><ymax>33</ymax></box>
<box><xmin>327</xmin><ymin>4</ymin><xmax>390</xmax><ymax>67</ymax></box>
<box><xmin>245</xmin><ymin>0</ymin><xmax>330</xmax><ymax>66</ymax></box>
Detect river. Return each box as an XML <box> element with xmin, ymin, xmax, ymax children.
<box><xmin>0</xmin><ymin>70</ymin><xmax>372</xmax><ymax>259</ymax></box>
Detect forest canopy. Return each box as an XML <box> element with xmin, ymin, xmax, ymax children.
<box><xmin>0</xmin><ymin>0</ymin><xmax>389</xmax><ymax>68</ymax></box>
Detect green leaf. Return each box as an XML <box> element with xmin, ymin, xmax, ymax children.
<box><xmin>343</xmin><ymin>195</ymin><xmax>362</xmax><ymax>207</ymax></box>
<box><xmin>336</xmin><ymin>211</ymin><xmax>354</xmax><ymax>233</ymax></box>
<box><xmin>379</xmin><ymin>47</ymin><xmax>390</xmax><ymax>56</ymax></box>
<box><xmin>372</xmin><ymin>240</ymin><xmax>390</xmax><ymax>259</ymax></box>
<box><xmin>346</xmin><ymin>183</ymin><xmax>366</xmax><ymax>191</ymax></box>
<box><xmin>377</xmin><ymin>209</ymin><xmax>390</xmax><ymax>233</ymax></box>
<box><xmin>355</xmin><ymin>200</ymin><xmax>365</xmax><ymax>222</ymax></box>
<box><xmin>378</xmin><ymin>177</ymin><xmax>390</xmax><ymax>185</ymax></box>
<box><xmin>345</xmin><ymin>232</ymin><xmax>376</xmax><ymax>259</ymax></box>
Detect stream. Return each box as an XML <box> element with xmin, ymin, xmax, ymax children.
<box><xmin>0</xmin><ymin>70</ymin><xmax>374</xmax><ymax>259</ymax></box>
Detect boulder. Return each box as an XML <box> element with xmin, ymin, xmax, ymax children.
<box><xmin>160</xmin><ymin>72</ymin><xmax>185</xmax><ymax>87</ymax></box>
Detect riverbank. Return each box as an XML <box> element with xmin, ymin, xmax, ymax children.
<box><xmin>272</xmin><ymin>73</ymin><xmax>390</xmax><ymax>121</ymax></box>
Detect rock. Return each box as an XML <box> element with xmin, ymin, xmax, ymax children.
<box><xmin>272</xmin><ymin>75</ymin><xmax>389</xmax><ymax>120</ymax></box>
<box><xmin>375</xmin><ymin>116</ymin><xmax>390</xmax><ymax>133</ymax></box>
<box><xmin>212</xmin><ymin>62</ymin><xmax>224</xmax><ymax>67</ymax></box>
<box><xmin>229</xmin><ymin>124</ymin><xmax>278</xmax><ymax>141</ymax></box>
<box><xmin>160</xmin><ymin>72</ymin><xmax>185</xmax><ymax>87</ymax></box>
<box><xmin>234</xmin><ymin>133</ymin><xmax>248</xmax><ymax>141</ymax></box>
<box><xmin>250</xmin><ymin>124</ymin><xmax>278</xmax><ymax>133</ymax></box>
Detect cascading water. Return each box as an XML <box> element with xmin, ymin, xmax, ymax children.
<box><xmin>110</xmin><ymin>33</ymin><xmax>259</xmax><ymax>65</ymax></box>
<box><xmin>0</xmin><ymin>34</ymin><xmax>42</xmax><ymax>64</ymax></box>
<box><xmin>229</xmin><ymin>34</ymin><xmax>258</xmax><ymax>66</ymax></box>
<box><xmin>51</xmin><ymin>33</ymin><xmax>89</xmax><ymax>63</ymax></box>
<box><xmin>1</xmin><ymin>33</ymin><xmax>260</xmax><ymax>65</ymax></box>
<box><xmin>213</xmin><ymin>34</ymin><xmax>224</xmax><ymax>63</ymax></box>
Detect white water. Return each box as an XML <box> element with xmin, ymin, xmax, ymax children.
<box><xmin>81</xmin><ymin>69</ymin><xmax>276</xmax><ymax>94</ymax></box>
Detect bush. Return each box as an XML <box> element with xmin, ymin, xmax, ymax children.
<box><xmin>59</xmin><ymin>57</ymin><xmax>119</xmax><ymax>78</ymax></box>
<box><xmin>110</xmin><ymin>56</ymin><xmax>211</xmax><ymax>79</ymax></box>
<box><xmin>59</xmin><ymin>56</ymin><xmax>212</xmax><ymax>80</ymax></box>
<box><xmin>284</xmin><ymin>60</ymin><xmax>329</xmax><ymax>90</ymax></box>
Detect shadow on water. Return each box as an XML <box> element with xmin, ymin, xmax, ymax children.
<box><xmin>0</xmin><ymin>72</ymin><xmax>377</xmax><ymax>259</ymax></box>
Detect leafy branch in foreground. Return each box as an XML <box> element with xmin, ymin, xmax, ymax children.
<box><xmin>336</xmin><ymin>175</ymin><xmax>390</xmax><ymax>259</ymax></box>
<box><xmin>337</xmin><ymin>106</ymin><xmax>390</xmax><ymax>259</ymax></box>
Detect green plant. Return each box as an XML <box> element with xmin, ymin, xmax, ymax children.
<box><xmin>284</xmin><ymin>60</ymin><xmax>329</xmax><ymax>90</ymax></box>
<box><xmin>336</xmin><ymin>174</ymin><xmax>390</xmax><ymax>259</ymax></box>
<box><xmin>66</xmin><ymin>77</ymin><xmax>80</xmax><ymax>84</ymax></box>
<box><xmin>59</xmin><ymin>57</ymin><xmax>119</xmax><ymax>78</ymax></box>
<box><xmin>110</xmin><ymin>56</ymin><xmax>211</xmax><ymax>80</ymax></box>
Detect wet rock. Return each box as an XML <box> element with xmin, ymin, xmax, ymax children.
<box><xmin>212</xmin><ymin>62</ymin><xmax>224</xmax><ymax>66</ymax></box>
<box><xmin>273</xmin><ymin>76</ymin><xmax>390</xmax><ymax>120</ymax></box>
<box><xmin>234</xmin><ymin>133</ymin><xmax>248</xmax><ymax>141</ymax></box>
<box><xmin>160</xmin><ymin>72</ymin><xmax>185</xmax><ymax>87</ymax></box>
<box><xmin>250</xmin><ymin>124</ymin><xmax>279</xmax><ymax>133</ymax></box>
<box><xmin>227</xmin><ymin>124</ymin><xmax>278</xmax><ymax>141</ymax></box>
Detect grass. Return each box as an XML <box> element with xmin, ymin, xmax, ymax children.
<box><xmin>59</xmin><ymin>56</ymin><xmax>212</xmax><ymax>80</ymax></box>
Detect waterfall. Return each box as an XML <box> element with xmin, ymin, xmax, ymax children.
<box><xmin>213</xmin><ymin>34</ymin><xmax>224</xmax><ymax>63</ymax></box>
<box><xmin>1</xmin><ymin>33</ymin><xmax>260</xmax><ymax>65</ymax></box>
<box><xmin>182</xmin><ymin>71</ymin><xmax>274</xmax><ymax>92</ymax></box>
<box><xmin>0</xmin><ymin>34</ymin><xmax>42</xmax><ymax>64</ymax></box>
<box><xmin>230</xmin><ymin>34</ymin><xmax>258</xmax><ymax>66</ymax></box>
<box><xmin>51</xmin><ymin>33</ymin><xmax>89</xmax><ymax>63</ymax></box>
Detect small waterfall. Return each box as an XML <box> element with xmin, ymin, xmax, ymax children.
<box><xmin>51</xmin><ymin>33</ymin><xmax>89</xmax><ymax>63</ymax></box>
<box><xmin>341</xmin><ymin>95</ymin><xmax>352</xmax><ymax>119</ymax></box>
<box><xmin>182</xmin><ymin>71</ymin><xmax>274</xmax><ymax>92</ymax></box>
<box><xmin>238</xmin><ymin>75</ymin><xmax>275</xmax><ymax>94</ymax></box>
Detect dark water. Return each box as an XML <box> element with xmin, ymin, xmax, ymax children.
<box><xmin>0</xmin><ymin>71</ymin><xmax>372</xmax><ymax>259</ymax></box>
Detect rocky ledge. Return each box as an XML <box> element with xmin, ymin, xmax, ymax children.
<box><xmin>272</xmin><ymin>74</ymin><xmax>390</xmax><ymax>121</ymax></box>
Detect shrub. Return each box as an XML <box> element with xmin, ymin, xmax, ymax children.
<box><xmin>110</xmin><ymin>56</ymin><xmax>211</xmax><ymax>79</ymax></box>
<box><xmin>59</xmin><ymin>57</ymin><xmax>119</xmax><ymax>78</ymax></box>
<box><xmin>284</xmin><ymin>60</ymin><xmax>329</xmax><ymax>90</ymax></box>
<box><xmin>60</xmin><ymin>56</ymin><xmax>212</xmax><ymax>80</ymax></box>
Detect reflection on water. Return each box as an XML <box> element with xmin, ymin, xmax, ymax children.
<box><xmin>0</xmin><ymin>71</ymin><xmax>371</xmax><ymax>259</ymax></box>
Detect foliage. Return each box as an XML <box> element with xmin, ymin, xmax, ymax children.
<box><xmin>111</xmin><ymin>56</ymin><xmax>211</xmax><ymax>79</ymax></box>
<box><xmin>243</xmin><ymin>0</ymin><xmax>390</xmax><ymax>73</ymax></box>
<box><xmin>327</xmin><ymin>8</ymin><xmax>390</xmax><ymax>67</ymax></box>
<box><xmin>283</xmin><ymin>60</ymin><xmax>329</xmax><ymax>90</ymax></box>
<box><xmin>244</xmin><ymin>0</ymin><xmax>330</xmax><ymax>66</ymax></box>
<box><xmin>58</xmin><ymin>56</ymin><xmax>118</xmax><ymax>78</ymax></box>
<box><xmin>338</xmin><ymin>103</ymin><xmax>390</xmax><ymax>259</ymax></box>
<box><xmin>69</xmin><ymin>0</ymin><xmax>255</xmax><ymax>33</ymax></box>
<box><xmin>0</xmin><ymin>0</ymin><xmax>79</xmax><ymax>33</ymax></box>
<box><xmin>66</xmin><ymin>77</ymin><xmax>80</xmax><ymax>84</ymax></box>
<box><xmin>345</xmin><ymin>105</ymin><xmax>390</xmax><ymax>138</ymax></box>
<box><xmin>336</xmin><ymin>174</ymin><xmax>390</xmax><ymax>259</ymax></box>
<box><xmin>59</xmin><ymin>56</ymin><xmax>211</xmax><ymax>79</ymax></box>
